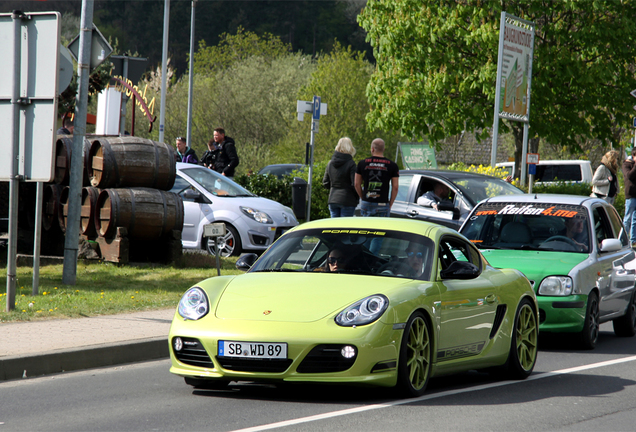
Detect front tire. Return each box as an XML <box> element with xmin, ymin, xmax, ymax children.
<box><xmin>205</xmin><ymin>224</ymin><xmax>241</xmax><ymax>257</ymax></box>
<box><xmin>506</xmin><ymin>299</ymin><xmax>538</xmax><ymax>379</ymax></box>
<box><xmin>613</xmin><ymin>291</ymin><xmax>636</xmax><ymax>337</ymax></box>
<box><xmin>579</xmin><ymin>291</ymin><xmax>599</xmax><ymax>349</ymax></box>
<box><xmin>396</xmin><ymin>311</ymin><xmax>431</xmax><ymax>397</ymax></box>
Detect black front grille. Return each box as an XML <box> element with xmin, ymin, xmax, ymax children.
<box><xmin>215</xmin><ymin>357</ymin><xmax>293</xmax><ymax>373</ymax></box>
<box><xmin>297</xmin><ymin>344</ymin><xmax>357</xmax><ymax>373</ymax></box>
<box><xmin>538</xmin><ymin>308</ymin><xmax>546</xmax><ymax>323</ymax></box>
<box><xmin>172</xmin><ymin>337</ymin><xmax>215</xmax><ymax>368</ymax></box>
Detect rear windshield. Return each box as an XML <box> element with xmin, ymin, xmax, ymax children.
<box><xmin>461</xmin><ymin>202</ymin><xmax>590</xmax><ymax>253</ymax></box>
<box><xmin>535</xmin><ymin>165</ymin><xmax>582</xmax><ymax>182</ymax></box>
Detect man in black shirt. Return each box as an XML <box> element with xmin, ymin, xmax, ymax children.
<box><xmin>354</xmin><ymin>138</ymin><xmax>399</xmax><ymax>217</ymax></box>
<box><xmin>212</xmin><ymin>128</ymin><xmax>239</xmax><ymax>178</ymax></box>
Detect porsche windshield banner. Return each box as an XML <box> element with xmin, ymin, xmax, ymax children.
<box><xmin>495</xmin><ymin>13</ymin><xmax>535</xmax><ymax>122</ymax></box>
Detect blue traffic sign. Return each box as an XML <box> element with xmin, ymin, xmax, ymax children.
<box><xmin>312</xmin><ymin>96</ymin><xmax>321</xmax><ymax>121</ymax></box>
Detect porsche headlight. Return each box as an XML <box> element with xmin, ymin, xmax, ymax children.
<box><xmin>538</xmin><ymin>276</ymin><xmax>573</xmax><ymax>296</ymax></box>
<box><xmin>241</xmin><ymin>206</ymin><xmax>273</xmax><ymax>224</ymax></box>
<box><xmin>178</xmin><ymin>287</ymin><xmax>209</xmax><ymax>320</ymax></box>
<box><xmin>335</xmin><ymin>294</ymin><xmax>388</xmax><ymax>326</ymax></box>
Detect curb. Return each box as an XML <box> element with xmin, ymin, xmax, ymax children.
<box><xmin>0</xmin><ymin>337</ymin><xmax>169</xmax><ymax>381</ymax></box>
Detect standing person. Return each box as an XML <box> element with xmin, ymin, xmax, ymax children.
<box><xmin>623</xmin><ymin>148</ymin><xmax>636</xmax><ymax>246</ymax></box>
<box><xmin>323</xmin><ymin>137</ymin><xmax>359</xmax><ymax>218</ymax></box>
<box><xmin>57</xmin><ymin>116</ymin><xmax>74</xmax><ymax>135</ymax></box>
<box><xmin>591</xmin><ymin>150</ymin><xmax>620</xmax><ymax>205</ymax></box>
<box><xmin>212</xmin><ymin>127</ymin><xmax>240</xmax><ymax>178</ymax></box>
<box><xmin>200</xmin><ymin>138</ymin><xmax>219</xmax><ymax>169</ymax></box>
<box><xmin>175</xmin><ymin>136</ymin><xmax>199</xmax><ymax>164</ymax></box>
<box><xmin>354</xmin><ymin>138</ymin><xmax>399</xmax><ymax>217</ymax></box>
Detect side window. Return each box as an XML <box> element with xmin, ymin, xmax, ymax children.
<box><xmin>171</xmin><ymin>177</ymin><xmax>196</xmax><ymax>201</ymax></box>
<box><xmin>605</xmin><ymin>205</ymin><xmax>629</xmax><ymax>246</ymax></box>
<box><xmin>439</xmin><ymin>237</ymin><xmax>481</xmax><ymax>272</ymax></box>
<box><xmin>592</xmin><ymin>207</ymin><xmax>612</xmax><ymax>246</ymax></box>
<box><xmin>395</xmin><ymin>175</ymin><xmax>413</xmax><ymax>203</ymax></box>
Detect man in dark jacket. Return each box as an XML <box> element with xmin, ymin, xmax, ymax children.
<box><xmin>623</xmin><ymin>148</ymin><xmax>636</xmax><ymax>246</ymax></box>
<box><xmin>212</xmin><ymin>127</ymin><xmax>239</xmax><ymax>178</ymax></box>
<box><xmin>175</xmin><ymin>136</ymin><xmax>199</xmax><ymax>164</ymax></box>
<box><xmin>57</xmin><ymin>117</ymin><xmax>74</xmax><ymax>135</ymax></box>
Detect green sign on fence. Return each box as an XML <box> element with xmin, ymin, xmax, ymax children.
<box><xmin>398</xmin><ymin>142</ymin><xmax>437</xmax><ymax>169</ymax></box>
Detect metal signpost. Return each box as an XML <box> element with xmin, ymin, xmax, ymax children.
<box><xmin>204</xmin><ymin>223</ymin><xmax>226</xmax><ymax>276</ymax></box>
<box><xmin>0</xmin><ymin>11</ymin><xmax>61</xmax><ymax>311</ymax></box>
<box><xmin>491</xmin><ymin>12</ymin><xmax>536</xmax><ymax>186</ymax></box>
<box><xmin>296</xmin><ymin>96</ymin><xmax>327</xmax><ymax>221</ymax></box>
<box><xmin>527</xmin><ymin>153</ymin><xmax>539</xmax><ymax>194</ymax></box>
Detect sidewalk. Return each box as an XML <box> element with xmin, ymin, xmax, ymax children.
<box><xmin>0</xmin><ymin>308</ymin><xmax>175</xmax><ymax>381</ymax></box>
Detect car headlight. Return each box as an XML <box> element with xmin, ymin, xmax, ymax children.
<box><xmin>241</xmin><ymin>206</ymin><xmax>273</xmax><ymax>224</ymax></box>
<box><xmin>178</xmin><ymin>287</ymin><xmax>209</xmax><ymax>320</ymax></box>
<box><xmin>538</xmin><ymin>276</ymin><xmax>573</xmax><ymax>296</ymax></box>
<box><xmin>335</xmin><ymin>294</ymin><xmax>388</xmax><ymax>326</ymax></box>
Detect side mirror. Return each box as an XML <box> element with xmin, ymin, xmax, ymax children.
<box><xmin>440</xmin><ymin>261</ymin><xmax>480</xmax><ymax>280</ymax></box>
<box><xmin>236</xmin><ymin>253</ymin><xmax>259</xmax><ymax>271</ymax></box>
<box><xmin>183</xmin><ymin>189</ymin><xmax>202</xmax><ymax>201</ymax></box>
<box><xmin>599</xmin><ymin>238</ymin><xmax>622</xmax><ymax>253</ymax></box>
<box><xmin>437</xmin><ymin>201</ymin><xmax>461</xmax><ymax>220</ymax></box>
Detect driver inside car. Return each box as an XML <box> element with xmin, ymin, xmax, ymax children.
<box><xmin>564</xmin><ymin>217</ymin><xmax>589</xmax><ymax>252</ymax></box>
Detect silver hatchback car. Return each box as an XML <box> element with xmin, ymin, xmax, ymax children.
<box><xmin>172</xmin><ymin>163</ymin><xmax>298</xmax><ymax>257</ymax></box>
<box><xmin>460</xmin><ymin>194</ymin><xmax>636</xmax><ymax>349</ymax></box>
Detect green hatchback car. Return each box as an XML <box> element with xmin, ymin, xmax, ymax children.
<box><xmin>460</xmin><ymin>194</ymin><xmax>636</xmax><ymax>349</ymax></box>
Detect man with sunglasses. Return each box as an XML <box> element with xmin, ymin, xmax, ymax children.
<box><xmin>406</xmin><ymin>243</ymin><xmax>425</xmax><ymax>278</ymax></box>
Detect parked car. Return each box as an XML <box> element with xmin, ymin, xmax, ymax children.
<box><xmin>171</xmin><ymin>163</ymin><xmax>298</xmax><ymax>257</ymax></box>
<box><xmin>390</xmin><ymin>170</ymin><xmax>523</xmax><ymax>230</ymax></box>
<box><xmin>169</xmin><ymin>217</ymin><xmax>538</xmax><ymax>397</ymax></box>
<box><xmin>257</xmin><ymin>164</ymin><xmax>305</xmax><ymax>179</ymax></box>
<box><xmin>460</xmin><ymin>194</ymin><xmax>636</xmax><ymax>349</ymax></box>
<box><xmin>496</xmin><ymin>160</ymin><xmax>593</xmax><ymax>184</ymax></box>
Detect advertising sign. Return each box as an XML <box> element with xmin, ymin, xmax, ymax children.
<box><xmin>398</xmin><ymin>142</ymin><xmax>437</xmax><ymax>169</ymax></box>
<box><xmin>496</xmin><ymin>13</ymin><xmax>535</xmax><ymax>122</ymax></box>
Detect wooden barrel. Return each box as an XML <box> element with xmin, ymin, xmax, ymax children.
<box><xmin>88</xmin><ymin>137</ymin><xmax>176</xmax><ymax>190</ymax></box>
<box><xmin>54</xmin><ymin>136</ymin><xmax>91</xmax><ymax>186</ymax></box>
<box><xmin>95</xmin><ymin>188</ymin><xmax>184</xmax><ymax>239</ymax></box>
<box><xmin>80</xmin><ymin>187</ymin><xmax>100</xmax><ymax>237</ymax></box>
<box><xmin>58</xmin><ymin>186</ymin><xmax>70</xmax><ymax>233</ymax></box>
<box><xmin>42</xmin><ymin>184</ymin><xmax>62</xmax><ymax>231</ymax></box>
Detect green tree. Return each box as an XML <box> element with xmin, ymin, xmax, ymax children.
<box><xmin>358</xmin><ymin>1</ymin><xmax>636</xmax><ymax>177</ymax></box>
<box><xmin>276</xmin><ymin>43</ymin><xmax>406</xmax><ymax>168</ymax></box>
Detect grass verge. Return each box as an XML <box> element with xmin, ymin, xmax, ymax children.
<box><xmin>0</xmin><ymin>252</ymin><xmax>241</xmax><ymax>323</ymax></box>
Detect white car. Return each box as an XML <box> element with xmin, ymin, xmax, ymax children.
<box><xmin>172</xmin><ymin>163</ymin><xmax>298</xmax><ymax>256</ymax></box>
<box><xmin>496</xmin><ymin>160</ymin><xmax>593</xmax><ymax>184</ymax></box>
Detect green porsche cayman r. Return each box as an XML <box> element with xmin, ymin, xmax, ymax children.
<box><xmin>169</xmin><ymin>217</ymin><xmax>538</xmax><ymax>397</ymax></box>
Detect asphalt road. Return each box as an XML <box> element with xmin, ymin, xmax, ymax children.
<box><xmin>2</xmin><ymin>322</ymin><xmax>636</xmax><ymax>432</ymax></box>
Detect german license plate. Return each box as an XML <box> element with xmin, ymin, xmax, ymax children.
<box><xmin>218</xmin><ymin>341</ymin><xmax>287</xmax><ymax>359</ymax></box>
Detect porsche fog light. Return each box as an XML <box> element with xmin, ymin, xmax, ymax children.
<box><xmin>341</xmin><ymin>345</ymin><xmax>356</xmax><ymax>359</ymax></box>
<box><xmin>538</xmin><ymin>276</ymin><xmax>573</xmax><ymax>296</ymax></box>
<box><xmin>173</xmin><ymin>337</ymin><xmax>183</xmax><ymax>352</ymax></box>
<box><xmin>178</xmin><ymin>287</ymin><xmax>209</xmax><ymax>320</ymax></box>
<box><xmin>335</xmin><ymin>294</ymin><xmax>388</xmax><ymax>326</ymax></box>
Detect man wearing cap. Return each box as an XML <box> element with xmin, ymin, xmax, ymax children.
<box><xmin>175</xmin><ymin>136</ymin><xmax>199</xmax><ymax>164</ymax></box>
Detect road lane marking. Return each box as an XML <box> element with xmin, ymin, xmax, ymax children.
<box><xmin>230</xmin><ymin>355</ymin><xmax>636</xmax><ymax>432</ymax></box>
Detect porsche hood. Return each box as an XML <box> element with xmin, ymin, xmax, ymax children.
<box><xmin>212</xmin><ymin>273</ymin><xmax>411</xmax><ymax>323</ymax></box>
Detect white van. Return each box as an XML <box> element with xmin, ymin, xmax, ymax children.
<box><xmin>496</xmin><ymin>160</ymin><xmax>593</xmax><ymax>184</ymax></box>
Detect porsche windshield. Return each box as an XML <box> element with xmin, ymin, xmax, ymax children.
<box><xmin>461</xmin><ymin>202</ymin><xmax>590</xmax><ymax>253</ymax></box>
<box><xmin>249</xmin><ymin>228</ymin><xmax>435</xmax><ymax>280</ymax></box>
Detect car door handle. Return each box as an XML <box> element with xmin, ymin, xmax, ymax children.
<box><xmin>407</xmin><ymin>210</ymin><xmax>418</xmax><ymax>218</ymax></box>
<box><xmin>485</xmin><ymin>294</ymin><xmax>497</xmax><ymax>304</ymax></box>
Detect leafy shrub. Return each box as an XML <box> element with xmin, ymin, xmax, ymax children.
<box><xmin>234</xmin><ymin>163</ymin><xmax>330</xmax><ymax>221</ymax></box>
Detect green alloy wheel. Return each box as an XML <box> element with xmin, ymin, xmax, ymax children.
<box><xmin>508</xmin><ymin>299</ymin><xmax>538</xmax><ymax>378</ymax></box>
<box><xmin>397</xmin><ymin>312</ymin><xmax>431</xmax><ymax>397</ymax></box>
